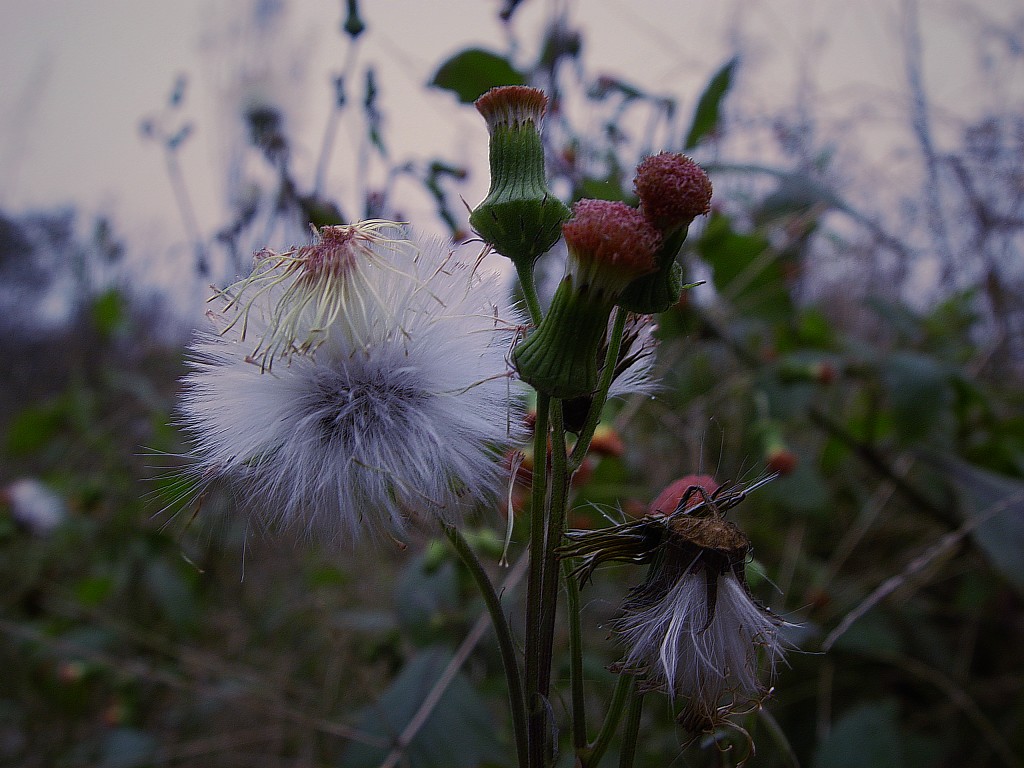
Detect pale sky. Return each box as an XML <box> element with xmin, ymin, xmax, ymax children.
<box><xmin>0</xmin><ymin>0</ymin><xmax>1020</xmax><ymax>303</ymax></box>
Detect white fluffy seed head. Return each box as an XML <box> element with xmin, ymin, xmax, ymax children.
<box><xmin>178</xmin><ymin>230</ymin><xmax>525</xmax><ymax>544</ymax></box>
<box><xmin>617</xmin><ymin>570</ymin><xmax>787</xmax><ymax>728</ymax></box>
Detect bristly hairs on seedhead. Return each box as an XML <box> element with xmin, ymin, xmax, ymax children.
<box><xmin>211</xmin><ymin>220</ymin><xmax>421</xmax><ymax>370</ymax></box>
<box><xmin>177</xmin><ymin>226</ymin><xmax>526</xmax><ymax>545</ymax></box>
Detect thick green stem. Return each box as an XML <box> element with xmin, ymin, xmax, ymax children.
<box><xmin>582</xmin><ymin>674</ymin><xmax>633</xmax><ymax>768</ymax></box>
<box><xmin>443</xmin><ymin>525</ymin><xmax>529</xmax><ymax>768</ymax></box>
<box><xmin>526</xmin><ymin>392</ymin><xmax>551</xmax><ymax>767</ymax></box>
<box><xmin>570</xmin><ymin>308</ymin><xmax>628</xmax><ymax>471</ymax></box>
<box><xmin>618</xmin><ymin>687</ymin><xmax>645</xmax><ymax>768</ymax></box>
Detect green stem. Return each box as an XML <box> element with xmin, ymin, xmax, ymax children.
<box><xmin>582</xmin><ymin>673</ymin><xmax>633</xmax><ymax>767</ymax></box>
<box><xmin>618</xmin><ymin>686</ymin><xmax>645</xmax><ymax>768</ymax></box>
<box><xmin>517</xmin><ymin>262</ymin><xmax>544</xmax><ymax>327</ymax></box>
<box><xmin>526</xmin><ymin>392</ymin><xmax>550</xmax><ymax>767</ymax></box>
<box><xmin>537</xmin><ymin>398</ymin><xmax>569</xmax><ymax>700</ymax></box>
<box><xmin>443</xmin><ymin>525</ymin><xmax>528</xmax><ymax>768</ymax></box>
<box><xmin>570</xmin><ymin>308</ymin><xmax>628</xmax><ymax>471</ymax></box>
<box><xmin>564</xmin><ymin>557</ymin><xmax>587</xmax><ymax>751</ymax></box>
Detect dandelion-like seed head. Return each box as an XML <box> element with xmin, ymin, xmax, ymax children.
<box><xmin>215</xmin><ymin>220</ymin><xmax>415</xmax><ymax>369</ymax></box>
<box><xmin>180</xmin><ymin>228</ymin><xmax>524</xmax><ymax>544</ymax></box>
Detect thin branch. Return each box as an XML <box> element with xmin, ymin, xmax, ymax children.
<box><xmin>822</xmin><ymin>488</ymin><xmax>1024</xmax><ymax>651</ymax></box>
<box><xmin>377</xmin><ymin>544</ymin><xmax>531</xmax><ymax>768</ymax></box>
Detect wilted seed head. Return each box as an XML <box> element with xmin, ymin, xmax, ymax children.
<box><xmin>559</xmin><ymin>475</ymin><xmax>789</xmax><ymax>731</ymax></box>
<box><xmin>634</xmin><ymin>152</ymin><xmax>712</xmax><ymax>233</ymax></box>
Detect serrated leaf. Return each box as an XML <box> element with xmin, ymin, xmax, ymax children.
<box><xmin>430</xmin><ymin>49</ymin><xmax>525</xmax><ymax>103</ymax></box>
<box><xmin>340</xmin><ymin>647</ymin><xmax>507</xmax><ymax>768</ymax></box>
<box><xmin>684</xmin><ymin>56</ymin><xmax>737</xmax><ymax>149</ymax></box>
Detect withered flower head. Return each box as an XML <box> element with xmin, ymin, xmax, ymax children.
<box><xmin>558</xmin><ymin>475</ymin><xmax>789</xmax><ymax>732</ymax></box>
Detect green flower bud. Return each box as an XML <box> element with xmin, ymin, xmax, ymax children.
<box><xmin>513</xmin><ymin>200</ymin><xmax>659</xmax><ymax>399</ymax></box>
<box><xmin>469</xmin><ymin>86</ymin><xmax>570</xmax><ymax>271</ymax></box>
<box><xmin>619</xmin><ymin>153</ymin><xmax>712</xmax><ymax>313</ymax></box>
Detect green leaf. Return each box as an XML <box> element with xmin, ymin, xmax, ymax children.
<box><xmin>430</xmin><ymin>49</ymin><xmax>525</xmax><ymax>103</ymax></box>
<box><xmin>697</xmin><ymin>213</ymin><xmax>792</xmax><ymax>319</ymax></box>
<box><xmin>813</xmin><ymin>700</ymin><xmax>904</xmax><ymax>768</ymax></box>
<box><xmin>90</xmin><ymin>289</ymin><xmax>127</xmax><ymax>336</ymax></box>
<box><xmin>394</xmin><ymin>552</ymin><xmax>458</xmax><ymax>644</ymax></box>
<box><xmin>5</xmin><ymin>400</ymin><xmax>69</xmax><ymax>455</ymax></box>
<box><xmin>74</xmin><ymin>575</ymin><xmax>114</xmax><ymax>607</ymax></box>
<box><xmin>684</xmin><ymin>56</ymin><xmax>738</xmax><ymax>149</ymax></box>
<box><xmin>923</xmin><ymin>454</ymin><xmax>1024</xmax><ymax>594</ymax></box>
<box><xmin>879</xmin><ymin>352</ymin><xmax>951</xmax><ymax>442</ymax></box>
<box><xmin>340</xmin><ymin>647</ymin><xmax>507</xmax><ymax>768</ymax></box>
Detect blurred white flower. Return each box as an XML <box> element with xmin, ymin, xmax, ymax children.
<box><xmin>179</xmin><ymin>222</ymin><xmax>523</xmax><ymax>543</ymax></box>
<box><xmin>3</xmin><ymin>478</ymin><xmax>67</xmax><ymax>535</ymax></box>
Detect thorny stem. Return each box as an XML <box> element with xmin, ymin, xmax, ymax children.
<box><xmin>570</xmin><ymin>308</ymin><xmax>628</xmax><ymax>471</ymax></box>
<box><xmin>618</xmin><ymin>686</ymin><xmax>645</xmax><ymax>768</ymax></box>
<box><xmin>442</xmin><ymin>525</ymin><xmax>528</xmax><ymax>768</ymax></box>
<box><xmin>582</xmin><ymin>673</ymin><xmax>633</xmax><ymax>767</ymax></box>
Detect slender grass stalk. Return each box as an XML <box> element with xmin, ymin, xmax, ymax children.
<box><xmin>582</xmin><ymin>673</ymin><xmax>633</xmax><ymax>768</ymax></box>
<box><xmin>618</xmin><ymin>688</ymin><xmax>645</xmax><ymax>768</ymax></box>
<box><xmin>442</xmin><ymin>525</ymin><xmax>528</xmax><ymax>768</ymax></box>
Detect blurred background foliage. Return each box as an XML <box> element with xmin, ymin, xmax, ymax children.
<box><xmin>2</xmin><ymin>1</ymin><xmax>1023</xmax><ymax>766</ymax></box>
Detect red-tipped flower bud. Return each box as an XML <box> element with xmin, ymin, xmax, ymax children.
<box><xmin>634</xmin><ymin>152</ymin><xmax>712</xmax><ymax>232</ymax></box>
<box><xmin>469</xmin><ymin>86</ymin><xmax>570</xmax><ymax>272</ymax></box>
<box><xmin>619</xmin><ymin>153</ymin><xmax>712</xmax><ymax>313</ymax></box>
<box><xmin>513</xmin><ymin>200</ymin><xmax>659</xmax><ymax>399</ymax></box>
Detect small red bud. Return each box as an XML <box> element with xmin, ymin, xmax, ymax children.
<box><xmin>634</xmin><ymin>152</ymin><xmax>712</xmax><ymax>232</ymax></box>
<box><xmin>589</xmin><ymin>425</ymin><xmax>625</xmax><ymax>458</ymax></box>
<box><xmin>765</xmin><ymin>447</ymin><xmax>798</xmax><ymax>476</ymax></box>
<box><xmin>648</xmin><ymin>474</ymin><xmax>720</xmax><ymax>516</ymax></box>
<box><xmin>814</xmin><ymin>362</ymin><xmax>837</xmax><ymax>385</ymax></box>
